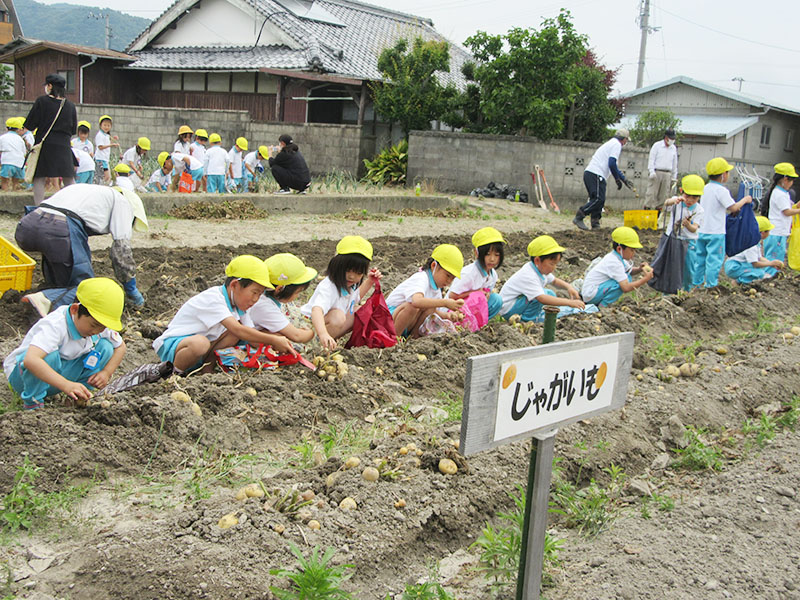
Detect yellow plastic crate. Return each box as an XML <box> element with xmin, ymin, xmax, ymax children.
<box><xmin>623</xmin><ymin>209</ymin><xmax>658</xmax><ymax>230</ymax></box>
<box><xmin>0</xmin><ymin>235</ymin><xmax>35</xmax><ymax>298</ymax></box>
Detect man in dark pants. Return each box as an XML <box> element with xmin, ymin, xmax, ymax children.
<box><xmin>574</xmin><ymin>128</ymin><xmax>634</xmax><ymax>230</ymax></box>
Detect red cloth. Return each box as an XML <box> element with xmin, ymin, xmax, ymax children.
<box><xmin>178</xmin><ymin>170</ymin><xmax>193</xmax><ymax>193</ymax></box>
<box><xmin>345</xmin><ymin>282</ymin><xmax>397</xmax><ymax>349</ymax></box>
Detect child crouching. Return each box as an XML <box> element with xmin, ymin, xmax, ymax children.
<box><xmin>723</xmin><ymin>216</ymin><xmax>784</xmax><ymax>283</ymax></box>
<box><xmin>581</xmin><ymin>227</ymin><xmax>654</xmax><ymax>306</ymax></box>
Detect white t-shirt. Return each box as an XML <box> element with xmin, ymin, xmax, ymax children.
<box><xmin>95</xmin><ymin>130</ymin><xmax>111</xmax><ymax>162</ymax></box>
<box><xmin>768</xmin><ymin>186</ymin><xmax>793</xmax><ymax>237</ymax></box>
<box><xmin>228</xmin><ymin>148</ymin><xmax>243</xmax><ymax>178</ymax></box>
<box><xmin>586</xmin><ymin>137</ymin><xmax>623</xmax><ymax>180</ymax></box>
<box><xmin>664</xmin><ymin>200</ymin><xmax>704</xmax><ymax>241</ymax></box>
<box><xmin>72</xmin><ymin>148</ymin><xmax>94</xmax><ymax>174</ymax></box>
<box><xmin>250</xmin><ymin>296</ymin><xmax>290</xmax><ymax>333</ymax></box>
<box><xmin>171</xmin><ymin>152</ymin><xmax>203</xmax><ymax>172</ymax></box>
<box><xmin>115</xmin><ymin>177</ymin><xmax>135</xmax><ymax>191</ymax></box>
<box><xmin>174</xmin><ymin>140</ymin><xmax>190</xmax><ymax>154</ymax></box>
<box><xmin>148</xmin><ymin>168</ymin><xmax>171</xmax><ymax>190</ymax></box>
<box><xmin>121</xmin><ymin>146</ymin><xmax>142</xmax><ymax>171</ymax></box>
<box><xmin>448</xmin><ymin>261</ymin><xmax>497</xmax><ymax>297</ymax></box>
<box><xmin>22</xmin><ymin>130</ymin><xmax>34</xmax><ymax>149</ymax></box>
<box><xmin>71</xmin><ymin>137</ymin><xmax>94</xmax><ymax>156</ymax></box>
<box><xmin>698</xmin><ymin>181</ymin><xmax>735</xmax><ymax>235</ymax></box>
<box><xmin>3</xmin><ymin>305</ymin><xmax>123</xmax><ymax>378</ymax></box>
<box><xmin>385</xmin><ymin>270</ymin><xmax>441</xmax><ymax>308</ymax></box>
<box><xmin>204</xmin><ymin>146</ymin><xmax>229</xmax><ymax>176</ymax></box>
<box><xmin>581</xmin><ymin>251</ymin><xmax>632</xmax><ymax>302</ymax></box>
<box><xmin>728</xmin><ymin>243</ymin><xmax>761</xmax><ymax>264</ymax></box>
<box><xmin>499</xmin><ymin>262</ymin><xmax>555</xmax><ymax>315</ymax></box>
<box><xmin>190</xmin><ymin>141</ymin><xmax>206</xmax><ymax>165</ymax></box>
<box><xmin>38</xmin><ymin>184</ymin><xmax>134</xmax><ymax>240</ymax></box>
<box><xmin>0</xmin><ymin>131</ymin><xmax>26</xmax><ymax>167</ymax></box>
<box><xmin>301</xmin><ymin>277</ymin><xmax>360</xmax><ymax>317</ymax></box>
<box><xmin>153</xmin><ymin>286</ymin><xmax>255</xmax><ymax>353</ymax></box>
<box><xmin>244</xmin><ymin>151</ymin><xmax>261</xmax><ymax>174</ymax></box>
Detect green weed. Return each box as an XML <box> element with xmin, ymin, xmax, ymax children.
<box><xmin>270</xmin><ymin>543</ymin><xmax>353</xmax><ymax>600</ymax></box>
<box><xmin>0</xmin><ymin>384</ymin><xmax>21</xmax><ymax>414</ymax></box>
<box><xmin>647</xmin><ymin>334</ymin><xmax>677</xmax><ymax>362</ymax></box>
<box><xmin>753</xmin><ymin>309</ymin><xmax>777</xmax><ymax>334</ymax></box>
<box><xmin>180</xmin><ymin>446</ymin><xmax>256</xmax><ymax>500</ymax></box>
<box><xmin>640</xmin><ymin>493</ymin><xmax>675</xmax><ymax>519</ymax></box>
<box><xmin>742</xmin><ymin>414</ymin><xmax>777</xmax><ymax>448</ymax></box>
<box><xmin>436</xmin><ymin>391</ymin><xmax>462</xmax><ymax>423</ymax></box>
<box><xmin>681</xmin><ymin>340</ymin><xmax>702</xmax><ymax>362</ymax></box>
<box><xmin>550</xmin><ymin>463</ymin><xmax>626</xmax><ymax>537</ymax></box>
<box><xmin>777</xmin><ymin>395</ymin><xmax>800</xmax><ymax>430</ymax></box>
<box><xmin>672</xmin><ymin>426</ymin><xmax>724</xmax><ymax>471</ymax></box>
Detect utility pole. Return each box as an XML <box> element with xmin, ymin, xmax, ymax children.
<box><xmin>88</xmin><ymin>12</ymin><xmax>112</xmax><ymax>50</ymax></box>
<box><xmin>732</xmin><ymin>77</ymin><xmax>744</xmax><ymax>91</ymax></box>
<box><xmin>636</xmin><ymin>0</ymin><xmax>658</xmax><ymax>89</ymax></box>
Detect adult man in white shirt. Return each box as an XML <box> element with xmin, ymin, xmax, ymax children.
<box><xmin>645</xmin><ymin>129</ymin><xmax>678</xmax><ymax>209</ymax></box>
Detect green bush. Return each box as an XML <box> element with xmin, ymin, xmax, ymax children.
<box><xmin>363</xmin><ymin>140</ymin><xmax>408</xmax><ymax>185</ymax></box>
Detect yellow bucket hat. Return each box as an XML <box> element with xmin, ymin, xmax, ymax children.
<box><xmin>76</xmin><ymin>277</ymin><xmax>124</xmax><ymax>331</ymax></box>
<box><xmin>471</xmin><ymin>227</ymin><xmax>505</xmax><ymax>248</ymax></box>
<box><xmin>265</xmin><ymin>253</ymin><xmax>317</xmax><ymax>286</ymax></box>
<box><xmin>527</xmin><ymin>235</ymin><xmax>566</xmax><ymax>257</ymax></box>
<box><xmin>225</xmin><ymin>255</ymin><xmax>273</xmax><ymax>289</ymax></box>
<box><xmin>336</xmin><ymin>236</ymin><xmax>373</xmax><ymax>260</ymax></box>
<box><xmin>611</xmin><ymin>226</ymin><xmax>643</xmax><ymax>249</ymax></box>
<box><xmin>431</xmin><ymin>244</ymin><xmax>464</xmax><ymax>278</ymax></box>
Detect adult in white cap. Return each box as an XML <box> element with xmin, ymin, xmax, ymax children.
<box><xmin>645</xmin><ymin>128</ymin><xmax>678</xmax><ymax>209</ymax></box>
<box><xmin>574</xmin><ymin>128</ymin><xmax>634</xmax><ymax>230</ymax></box>
<box><xmin>14</xmin><ymin>183</ymin><xmax>149</xmax><ymax>317</ymax></box>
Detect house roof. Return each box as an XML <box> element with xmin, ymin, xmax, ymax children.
<box><xmin>0</xmin><ymin>0</ymin><xmax>24</xmax><ymax>39</ymax></box>
<box><xmin>124</xmin><ymin>0</ymin><xmax>470</xmax><ymax>87</ymax></box>
<box><xmin>620</xmin><ymin>75</ymin><xmax>800</xmax><ymax>116</ymax></box>
<box><xmin>617</xmin><ymin>113</ymin><xmax>760</xmax><ymax>139</ymax></box>
<box><xmin>0</xmin><ymin>37</ymin><xmax>137</xmax><ymax>63</ymax></box>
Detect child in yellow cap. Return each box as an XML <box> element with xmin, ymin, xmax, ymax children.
<box><xmin>121</xmin><ymin>136</ymin><xmax>150</xmax><ymax>180</ymax></box>
<box><xmin>71</xmin><ymin>120</ymin><xmax>93</xmax><ymax>157</ymax></box>
<box><xmin>4</xmin><ymin>278</ymin><xmax>127</xmax><ymax>409</ymax></box>
<box><xmin>153</xmin><ymin>256</ymin><xmax>296</xmax><ymax>374</ymax></box>
<box><xmin>147</xmin><ymin>152</ymin><xmax>173</xmax><ymax>192</ymax></box>
<box><xmin>95</xmin><ymin>115</ymin><xmax>119</xmax><ymax>184</ymax></box>
<box><xmin>723</xmin><ymin>216</ymin><xmax>784</xmax><ymax>283</ymax></box>
<box><xmin>447</xmin><ymin>227</ymin><xmax>505</xmax><ymax>320</ymax></box>
<box><xmin>301</xmin><ymin>236</ymin><xmax>382</xmax><ymax>350</ymax></box>
<box><xmin>228</xmin><ymin>137</ymin><xmax>248</xmax><ymax>192</ymax></box>
<box><xmin>191</xmin><ymin>129</ymin><xmax>208</xmax><ymax>191</ymax></box>
<box><xmin>662</xmin><ymin>174</ymin><xmax>705</xmax><ymax>291</ymax></box>
<box><xmin>0</xmin><ymin>117</ymin><xmax>26</xmax><ymax>190</ymax></box>
<box><xmin>581</xmin><ymin>227</ymin><xmax>654</xmax><ymax>306</ymax></box>
<box><xmin>386</xmin><ymin>244</ymin><xmax>465</xmax><ymax>339</ymax></box>
<box><xmin>499</xmin><ymin>235</ymin><xmax>594</xmax><ymax>322</ymax></box>
<box><xmin>113</xmin><ymin>162</ymin><xmax>135</xmax><ymax>191</ymax></box>
<box><xmin>204</xmin><ymin>133</ymin><xmax>228</xmax><ymax>193</ymax></box>
<box><xmin>251</xmin><ymin>253</ymin><xmax>317</xmax><ymax>343</ymax></box>
<box><xmin>763</xmin><ymin>162</ymin><xmax>800</xmax><ymax>264</ymax></box>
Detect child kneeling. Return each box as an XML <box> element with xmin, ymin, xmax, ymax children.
<box><xmin>724</xmin><ymin>216</ymin><xmax>784</xmax><ymax>283</ymax></box>
<box><xmin>581</xmin><ymin>227</ymin><xmax>654</xmax><ymax>306</ymax></box>
<box><xmin>3</xmin><ymin>278</ymin><xmax>126</xmax><ymax>409</ymax></box>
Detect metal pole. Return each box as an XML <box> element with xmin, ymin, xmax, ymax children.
<box><xmin>635</xmin><ymin>0</ymin><xmax>650</xmax><ymax>89</ymax></box>
<box><xmin>515</xmin><ymin>306</ymin><xmax>559</xmax><ymax>600</ymax></box>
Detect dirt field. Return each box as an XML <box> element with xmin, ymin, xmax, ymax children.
<box><xmin>1</xmin><ymin>200</ymin><xmax>799</xmax><ymax>600</ymax></box>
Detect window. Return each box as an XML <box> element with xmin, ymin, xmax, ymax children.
<box><xmin>207</xmin><ymin>73</ymin><xmax>230</xmax><ymax>92</ymax></box>
<box><xmin>161</xmin><ymin>72</ymin><xmax>181</xmax><ymax>91</ymax></box>
<box><xmin>57</xmin><ymin>70</ymin><xmax>75</xmax><ymax>92</ymax></box>
<box><xmin>760</xmin><ymin>125</ymin><xmax>771</xmax><ymax>148</ymax></box>
<box><xmin>183</xmin><ymin>72</ymin><xmax>205</xmax><ymax>91</ymax></box>
<box><xmin>785</xmin><ymin>129</ymin><xmax>795</xmax><ymax>152</ymax></box>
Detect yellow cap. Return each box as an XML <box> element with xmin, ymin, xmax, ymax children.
<box><xmin>612</xmin><ymin>226</ymin><xmax>643</xmax><ymax>249</ymax></box>
<box><xmin>265</xmin><ymin>253</ymin><xmax>317</xmax><ymax>286</ymax></box>
<box><xmin>76</xmin><ymin>277</ymin><xmax>124</xmax><ymax>331</ymax></box>
<box><xmin>336</xmin><ymin>235</ymin><xmax>373</xmax><ymax>260</ymax></box>
<box><xmin>99</xmin><ymin>115</ymin><xmax>112</xmax><ymax>125</ymax></box>
<box><xmin>756</xmin><ymin>216</ymin><xmax>774</xmax><ymax>232</ymax></box>
<box><xmin>77</xmin><ymin>120</ymin><xmax>91</xmax><ymax>130</ymax></box>
<box><xmin>236</xmin><ymin>136</ymin><xmax>248</xmax><ymax>151</ymax></box>
<box><xmin>157</xmin><ymin>151</ymin><xmax>170</xmax><ymax>168</ymax></box>
<box><xmin>706</xmin><ymin>157</ymin><xmax>734</xmax><ymax>176</ymax></box>
<box><xmin>137</xmin><ymin>136</ymin><xmax>151</xmax><ymax>151</ymax></box>
<box><xmin>225</xmin><ymin>255</ymin><xmax>273</xmax><ymax>289</ymax></box>
<box><xmin>113</xmin><ymin>163</ymin><xmax>131</xmax><ymax>174</ymax></box>
<box><xmin>113</xmin><ymin>187</ymin><xmax>149</xmax><ymax>232</ymax></box>
<box><xmin>258</xmin><ymin>145</ymin><xmax>270</xmax><ymax>159</ymax></box>
<box><xmin>681</xmin><ymin>174</ymin><xmax>705</xmax><ymax>196</ymax></box>
<box><xmin>178</xmin><ymin>125</ymin><xmax>193</xmax><ymax>135</ymax></box>
<box><xmin>527</xmin><ymin>235</ymin><xmax>565</xmax><ymax>257</ymax></box>
<box><xmin>431</xmin><ymin>244</ymin><xmax>464</xmax><ymax>278</ymax></box>
<box><xmin>194</xmin><ymin>128</ymin><xmax>208</xmax><ymax>139</ymax></box>
<box><xmin>209</xmin><ymin>133</ymin><xmax>221</xmax><ymax>144</ymax></box>
<box><xmin>774</xmin><ymin>162</ymin><xmax>798</xmax><ymax>178</ymax></box>
<box><xmin>471</xmin><ymin>226</ymin><xmax>505</xmax><ymax>248</ymax></box>
<box><xmin>5</xmin><ymin>117</ymin><xmax>16</xmax><ymax>128</ymax></box>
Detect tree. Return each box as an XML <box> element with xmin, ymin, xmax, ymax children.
<box><xmin>0</xmin><ymin>65</ymin><xmax>13</xmax><ymax>100</ymax></box>
<box><xmin>371</xmin><ymin>37</ymin><xmax>460</xmax><ymax>137</ymax></box>
<box><xmin>630</xmin><ymin>109</ymin><xmax>681</xmax><ymax>147</ymax></box>
<box><xmin>460</xmin><ymin>10</ymin><xmax>588</xmax><ymax>139</ymax></box>
<box><xmin>564</xmin><ymin>50</ymin><xmax>623</xmax><ymax>142</ymax></box>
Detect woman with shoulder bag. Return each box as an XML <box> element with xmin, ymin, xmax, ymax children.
<box><xmin>24</xmin><ymin>73</ymin><xmax>78</xmax><ymax>205</ymax></box>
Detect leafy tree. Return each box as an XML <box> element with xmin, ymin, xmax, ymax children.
<box><xmin>461</xmin><ymin>11</ymin><xmax>588</xmax><ymax>139</ymax></box>
<box><xmin>630</xmin><ymin>109</ymin><xmax>681</xmax><ymax>147</ymax></box>
<box><xmin>371</xmin><ymin>37</ymin><xmax>460</xmax><ymax>137</ymax></box>
<box><xmin>564</xmin><ymin>50</ymin><xmax>623</xmax><ymax>142</ymax></box>
<box><xmin>0</xmin><ymin>65</ymin><xmax>13</xmax><ymax>99</ymax></box>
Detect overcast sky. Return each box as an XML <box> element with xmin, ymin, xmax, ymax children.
<box><xmin>37</xmin><ymin>0</ymin><xmax>800</xmax><ymax>109</ymax></box>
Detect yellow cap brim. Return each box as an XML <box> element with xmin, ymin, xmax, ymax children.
<box><xmin>89</xmin><ymin>308</ymin><xmax>122</xmax><ymax>331</ymax></box>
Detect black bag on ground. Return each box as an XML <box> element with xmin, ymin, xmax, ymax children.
<box><xmin>648</xmin><ymin>209</ymin><xmax>688</xmax><ymax>294</ymax></box>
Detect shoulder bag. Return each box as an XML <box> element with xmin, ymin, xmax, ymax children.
<box><xmin>24</xmin><ymin>98</ymin><xmax>66</xmax><ymax>183</ymax></box>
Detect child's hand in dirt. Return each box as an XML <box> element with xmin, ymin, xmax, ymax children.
<box><xmin>772</xmin><ymin>260</ymin><xmax>785</xmax><ymax>270</ymax></box>
<box><xmin>319</xmin><ymin>332</ymin><xmax>337</xmax><ymax>351</ymax></box>
<box><xmin>368</xmin><ymin>268</ymin><xmax>382</xmax><ymax>283</ymax></box>
<box><xmin>61</xmin><ymin>381</ymin><xmax>92</xmax><ymax>401</ymax></box>
<box><xmin>567</xmin><ymin>298</ymin><xmax>586</xmax><ymax>309</ymax></box>
<box><xmin>444</xmin><ymin>298</ymin><xmax>464</xmax><ymax>311</ymax></box>
<box><xmin>566</xmin><ymin>286</ymin><xmax>581</xmax><ymax>300</ymax></box>
<box><xmin>87</xmin><ymin>370</ymin><xmax>111</xmax><ymax>389</ymax></box>
<box><xmin>272</xmin><ymin>336</ymin><xmax>297</xmax><ymax>355</ymax></box>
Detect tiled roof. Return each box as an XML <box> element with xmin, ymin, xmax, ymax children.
<box><xmin>0</xmin><ymin>37</ymin><xmax>136</xmax><ymax>63</ymax></box>
<box><xmin>125</xmin><ymin>0</ymin><xmax>470</xmax><ymax>87</ymax></box>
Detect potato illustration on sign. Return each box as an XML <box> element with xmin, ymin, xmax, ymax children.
<box><xmin>596</xmin><ymin>361</ymin><xmax>608</xmax><ymax>389</ymax></box>
<box><xmin>502</xmin><ymin>364</ymin><xmax>517</xmax><ymax>389</ymax></box>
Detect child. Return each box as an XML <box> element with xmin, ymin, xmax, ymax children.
<box><xmin>174</xmin><ymin>125</ymin><xmax>193</xmax><ymax>156</ymax></box>
<box><xmin>71</xmin><ymin>120</ymin><xmax>94</xmax><ymax>157</ymax></box>
<box><xmin>204</xmin><ymin>133</ymin><xmax>228</xmax><ymax>194</ymax></box>
<box><xmin>3</xmin><ymin>277</ymin><xmax>126</xmax><ymax>409</ymax></box>
<box><xmin>228</xmin><ymin>137</ymin><xmax>247</xmax><ymax>192</ymax></box>
<box><xmin>662</xmin><ymin>173</ymin><xmax>705</xmax><ymax>291</ymax></box>
<box><xmin>250</xmin><ymin>253</ymin><xmax>317</xmax><ymax>343</ymax></box>
<box><xmin>763</xmin><ymin>162</ymin><xmax>800</xmax><ymax>264</ymax></box>
<box><xmin>301</xmin><ymin>236</ymin><xmax>381</xmax><ymax>350</ymax></box>
<box><xmin>191</xmin><ymin>129</ymin><xmax>208</xmax><ymax>191</ymax></box>
<box><xmin>723</xmin><ymin>216</ymin><xmax>784</xmax><ymax>283</ymax></box>
<box><xmin>243</xmin><ymin>145</ymin><xmax>268</xmax><ymax>191</ymax></box>
<box><xmin>113</xmin><ymin>163</ymin><xmax>135</xmax><ymax>191</ymax></box>
<box><xmin>95</xmin><ymin>115</ymin><xmax>119</xmax><ymax>184</ymax></box>
<box><xmin>581</xmin><ymin>227</ymin><xmax>654</xmax><ymax>306</ymax></box>
<box><xmin>499</xmin><ymin>235</ymin><xmax>591</xmax><ymax>322</ymax></box>
<box><xmin>72</xmin><ymin>146</ymin><xmax>95</xmax><ymax>184</ymax></box>
<box><xmin>120</xmin><ymin>137</ymin><xmax>150</xmax><ymax>179</ymax></box>
<box><xmin>0</xmin><ymin>117</ymin><xmax>26</xmax><ymax>191</ymax></box>
<box><xmin>386</xmin><ymin>244</ymin><xmax>465</xmax><ymax>339</ymax></box>
<box><xmin>20</xmin><ymin>118</ymin><xmax>34</xmax><ymax>151</ymax></box>
<box><xmin>447</xmin><ymin>226</ymin><xmax>504</xmax><ymax>320</ymax></box>
<box><xmin>152</xmin><ymin>255</ymin><xmax>296</xmax><ymax>374</ymax></box>
<box><xmin>693</xmin><ymin>157</ymin><xmax>752</xmax><ymax>288</ymax></box>
<box><xmin>171</xmin><ymin>151</ymin><xmax>204</xmax><ymax>192</ymax></box>
<box><xmin>147</xmin><ymin>152</ymin><xmax>173</xmax><ymax>192</ymax></box>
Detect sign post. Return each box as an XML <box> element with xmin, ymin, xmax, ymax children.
<box><xmin>460</xmin><ymin>310</ymin><xmax>633</xmax><ymax>598</ymax></box>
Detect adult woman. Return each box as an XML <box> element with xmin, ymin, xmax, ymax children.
<box><xmin>269</xmin><ymin>134</ymin><xmax>311</xmax><ymax>194</ymax></box>
<box><xmin>24</xmin><ymin>73</ymin><xmax>78</xmax><ymax>205</ymax></box>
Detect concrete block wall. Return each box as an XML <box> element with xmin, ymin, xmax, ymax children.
<box><xmin>408</xmin><ymin>131</ymin><xmax>651</xmax><ymax>211</ymax></box>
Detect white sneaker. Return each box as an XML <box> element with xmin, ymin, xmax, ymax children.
<box><xmin>22</xmin><ymin>292</ymin><xmax>51</xmax><ymax>318</ymax></box>
<box><xmin>274</xmin><ymin>188</ymin><xmax>292</xmax><ymax>195</ymax></box>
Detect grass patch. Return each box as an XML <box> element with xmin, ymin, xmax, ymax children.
<box><xmin>270</xmin><ymin>543</ymin><xmax>353</xmax><ymax>600</ymax></box>
<box><xmin>550</xmin><ymin>463</ymin><xmax>626</xmax><ymax>537</ymax></box>
<box><xmin>672</xmin><ymin>426</ymin><xmax>724</xmax><ymax>471</ymax></box>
